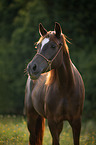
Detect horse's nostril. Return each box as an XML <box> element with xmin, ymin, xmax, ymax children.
<box><xmin>33</xmin><ymin>64</ymin><xmax>37</xmax><ymax>72</ymax></box>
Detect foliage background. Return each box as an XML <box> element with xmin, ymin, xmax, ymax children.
<box><xmin>0</xmin><ymin>0</ymin><xmax>96</xmax><ymax>119</ymax></box>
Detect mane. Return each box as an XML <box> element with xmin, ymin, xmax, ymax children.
<box><xmin>46</xmin><ymin>33</ymin><xmax>70</xmax><ymax>85</ymax></box>
<box><xmin>35</xmin><ymin>36</ymin><xmax>43</xmax><ymax>47</ymax></box>
<box><xmin>62</xmin><ymin>33</ymin><xmax>69</xmax><ymax>54</ymax></box>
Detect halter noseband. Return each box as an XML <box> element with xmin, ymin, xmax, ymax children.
<box><xmin>36</xmin><ymin>42</ymin><xmax>63</xmax><ymax>71</ymax></box>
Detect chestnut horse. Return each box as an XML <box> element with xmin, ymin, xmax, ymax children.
<box><xmin>25</xmin><ymin>22</ymin><xmax>85</xmax><ymax>145</ymax></box>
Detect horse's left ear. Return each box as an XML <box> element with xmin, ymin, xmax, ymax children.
<box><xmin>54</xmin><ymin>22</ymin><xmax>62</xmax><ymax>38</ymax></box>
<box><xmin>39</xmin><ymin>23</ymin><xmax>47</xmax><ymax>36</ymax></box>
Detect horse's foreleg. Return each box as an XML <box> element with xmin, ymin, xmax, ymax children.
<box><xmin>27</xmin><ymin>112</ymin><xmax>45</xmax><ymax>145</ymax></box>
<box><xmin>69</xmin><ymin>118</ymin><xmax>81</xmax><ymax>145</ymax></box>
<box><xmin>48</xmin><ymin>120</ymin><xmax>63</xmax><ymax>145</ymax></box>
<box><xmin>27</xmin><ymin>113</ymin><xmax>38</xmax><ymax>145</ymax></box>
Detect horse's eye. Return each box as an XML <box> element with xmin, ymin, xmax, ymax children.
<box><xmin>51</xmin><ymin>45</ymin><xmax>56</xmax><ymax>48</ymax></box>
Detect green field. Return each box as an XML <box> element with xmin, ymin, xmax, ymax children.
<box><xmin>0</xmin><ymin>115</ymin><xmax>96</xmax><ymax>145</ymax></box>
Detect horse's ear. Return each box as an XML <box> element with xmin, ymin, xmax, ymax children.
<box><xmin>39</xmin><ymin>23</ymin><xmax>47</xmax><ymax>36</ymax></box>
<box><xmin>54</xmin><ymin>22</ymin><xmax>62</xmax><ymax>38</ymax></box>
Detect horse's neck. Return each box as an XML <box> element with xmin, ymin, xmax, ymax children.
<box><xmin>56</xmin><ymin>52</ymin><xmax>74</xmax><ymax>91</ymax></box>
<box><xmin>46</xmin><ymin>50</ymin><xmax>74</xmax><ymax>91</ymax></box>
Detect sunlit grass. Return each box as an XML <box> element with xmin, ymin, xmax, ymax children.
<box><xmin>44</xmin><ymin>121</ymin><xmax>96</xmax><ymax>145</ymax></box>
<box><xmin>0</xmin><ymin>115</ymin><xmax>96</xmax><ymax>145</ymax></box>
<box><xmin>0</xmin><ymin>115</ymin><xmax>28</xmax><ymax>145</ymax></box>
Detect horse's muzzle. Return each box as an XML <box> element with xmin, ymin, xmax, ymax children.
<box><xmin>27</xmin><ymin>62</ymin><xmax>40</xmax><ymax>80</ymax></box>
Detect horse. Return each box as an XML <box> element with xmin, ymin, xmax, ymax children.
<box><xmin>25</xmin><ymin>22</ymin><xmax>85</xmax><ymax>145</ymax></box>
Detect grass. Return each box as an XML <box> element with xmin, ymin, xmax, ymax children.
<box><xmin>0</xmin><ymin>115</ymin><xmax>96</xmax><ymax>145</ymax></box>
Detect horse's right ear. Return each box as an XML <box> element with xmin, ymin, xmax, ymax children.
<box><xmin>39</xmin><ymin>23</ymin><xmax>47</xmax><ymax>36</ymax></box>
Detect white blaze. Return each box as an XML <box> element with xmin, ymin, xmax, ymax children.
<box><xmin>41</xmin><ymin>38</ymin><xmax>49</xmax><ymax>50</ymax></box>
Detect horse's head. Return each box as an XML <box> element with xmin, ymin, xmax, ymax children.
<box><xmin>27</xmin><ymin>22</ymin><xmax>64</xmax><ymax>80</ymax></box>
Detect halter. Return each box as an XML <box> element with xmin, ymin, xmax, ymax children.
<box><xmin>36</xmin><ymin>42</ymin><xmax>63</xmax><ymax>71</ymax></box>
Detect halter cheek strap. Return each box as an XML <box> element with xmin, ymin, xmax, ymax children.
<box><xmin>36</xmin><ymin>43</ymin><xmax>63</xmax><ymax>71</ymax></box>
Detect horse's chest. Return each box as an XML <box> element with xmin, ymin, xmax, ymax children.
<box><xmin>32</xmin><ymin>82</ymin><xmax>80</xmax><ymax>121</ymax></box>
<box><xmin>31</xmin><ymin>80</ymin><xmax>46</xmax><ymax>117</ymax></box>
<box><xmin>45</xmin><ymin>86</ymin><xmax>68</xmax><ymax>121</ymax></box>
<box><xmin>32</xmin><ymin>83</ymin><xmax>64</xmax><ymax>119</ymax></box>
